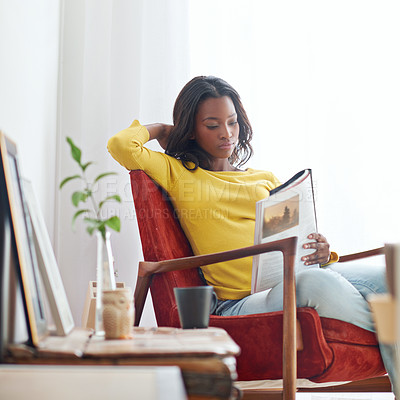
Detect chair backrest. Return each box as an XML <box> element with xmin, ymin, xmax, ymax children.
<box><xmin>130</xmin><ymin>170</ymin><xmax>205</xmax><ymax>326</ymax></box>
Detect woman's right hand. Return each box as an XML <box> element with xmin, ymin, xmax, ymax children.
<box><xmin>145</xmin><ymin>123</ymin><xmax>173</xmax><ymax>150</ymax></box>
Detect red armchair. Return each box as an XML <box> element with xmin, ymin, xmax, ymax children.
<box><xmin>130</xmin><ymin>170</ymin><xmax>389</xmax><ymax>398</ymax></box>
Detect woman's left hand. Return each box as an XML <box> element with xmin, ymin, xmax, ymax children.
<box><xmin>302</xmin><ymin>233</ymin><xmax>330</xmax><ymax>265</ymax></box>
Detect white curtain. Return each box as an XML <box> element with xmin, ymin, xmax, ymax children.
<box><xmin>189</xmin><ymin>0</ymin><xmax>400</xmax><ymax>259</ymax></box>
<box><xmin>56</xmin><ymin>0</ymin><xmax>190</xmax><ymax>325</ymax></box>
<box><xmin>0</xmin><ymin>0</ymin><xmax>60</xmax><ymax>240</ymax></box>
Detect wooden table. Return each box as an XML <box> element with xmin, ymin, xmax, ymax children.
<box><xmin>6</xmin><ymin>327</ymin><xmax>240</xmax><ymax>400</ymax></box>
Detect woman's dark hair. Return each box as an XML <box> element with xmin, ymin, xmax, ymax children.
<box><xmin>165</xmin><ymin>76</ymin><xmax>253</xmax><ymax>170</ymax></box>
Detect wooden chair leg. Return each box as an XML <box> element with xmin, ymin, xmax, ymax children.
<box><xmin>283</xmin><ymin>247</ymin><xmax>297</xmax><ymax>400</ymax></box>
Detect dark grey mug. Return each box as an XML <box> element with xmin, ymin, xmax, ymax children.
<box><xmin>173</xmin><ymin>286</ymin><xmax>215</xmax><ymax>329</ymax></box>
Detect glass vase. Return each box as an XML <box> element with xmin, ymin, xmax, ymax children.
<box><xmin>95</xmin><ymin>230</ymin><xmax>117</xmax><ymax>335</ymax></box>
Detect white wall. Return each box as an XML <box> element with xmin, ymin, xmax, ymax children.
<box><xmin>0</xmin><ymin>0</ymin><xmax>61</xmax><ymax>240</ymax></box>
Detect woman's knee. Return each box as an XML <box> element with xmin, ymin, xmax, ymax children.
<box><xmin>295</xmin><ymin>268</ymin><xmax>360</xmax><ymax>309</ymax></box>
<box><xmin>295</xmin><ymin>268</ymin><xmax>374</xmax><ymax>330</ymax></box>
<box><xmin>296</xmin><ymin>268</ymin><xmax>336</xmax><ymax>306</ymax></box>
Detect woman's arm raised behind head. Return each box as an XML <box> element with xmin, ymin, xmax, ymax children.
<box><xmin>107</xmin><ymin>119</ymin><xmax>184</xmax><ymax>192</ymax></box>
<box><xmin>144</xmin><ymin>123</ymin><xmax>173</xmax><ymax>150</ymax></box>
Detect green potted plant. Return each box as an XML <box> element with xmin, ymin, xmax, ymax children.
<box><xmin>59</xmin><ymin>137</ymin><xmax>121</xmax><ymax>239</ymax></box>
<box><xmin>60</xmin><ymin>137</ymin><xmax>122</xmax><ymax>334</ymax></box>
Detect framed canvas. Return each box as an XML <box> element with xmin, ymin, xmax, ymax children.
<box><xmin>22</xmin><ymin>179</ymin><xmax>74</xmax><ymax>336</ymax></box>
<box><xmin>0</xmin><ymin>131</ymin><xmax>48</xmax><ymax>346</ymax></box>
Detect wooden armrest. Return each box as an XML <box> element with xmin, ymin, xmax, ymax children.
<box><xmin>338</xmin><ymin>246</ymin><xmax>395</xmax><ymax>298</ymax></box>
<box><xmin>134</xmin><ymin>237</ymin><xmax>297</xmax><ymax>326</ymax></box>
<box><xmin>138</xmin><ymin>237</ymin><xmax>298</xmax><ymax>277</ymax></box>
<box><xmin>338</xmin><ymin>247</ymin><xmax>384</xmax><ymax>263</ymax></box>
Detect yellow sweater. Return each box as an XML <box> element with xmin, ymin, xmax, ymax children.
<box><xmin>107</xmin><ymin>120</ymin><xmax>281</xmax><ymax>300</ymax></box>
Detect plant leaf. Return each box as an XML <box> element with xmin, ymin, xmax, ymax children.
<box><xmin>71</xmin><ymin>191</ymin><xmax>88</xmax><ymax>207</ymax></box>
<box><xmin>93</xmin><ymin>172</ymin><xmax>117</xmax><ymax>184</ymax></box>
<box><xmin>99</xmin><ymin>195</ymin><xmax>122</xmax><ymax>210</ymax></box>
<box><xmin>81</xmin><ymin>161</ymin><xmax>93</xmax><ymax>172</ymax></box>
<box><xmin>66</xmin><ymin>137</ymin><xmax>82</xmax><ymax>167</ymax></box>
<box><xmin>86</xmin><ymin>225</ymin><xmax>96</xmax><ymax>235</ymax></box>
<box><xmin>105</xmin><ymin>216</ymin><xmax>121</xmax><ymax>232</ymax></box>
<box><xmin>83</xmin><ymin>217</ymin><xmax>100</xmax><ymax>224</ymax></box>
<box><xmin>59</xmin><ymin>175</ymin><xmax>81</xmax><ymax>189</ymax></box>
<box><xmin>72</xmin><ymin>209</ymin><xmax>90</xmax><ymax>227</ymax></box>
<box><xmin>98</xmin><ymin>224</ymin><xmax>106</xmax><ymax>240</ymax></box>
<box><xmin>84</xmin><ymin>218</ymin><xmax>102</xmax><ymax>236</ymax></box>
<box><xmin>86</xmin><ymin>219</ymin><xmax>106</xmax><ymax>238</ymax></box>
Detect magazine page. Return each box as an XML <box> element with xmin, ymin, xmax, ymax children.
<box><xmin>251</xmin><ymin>170</ymin><xmax>318</xmax><ymax>293</ymax></box>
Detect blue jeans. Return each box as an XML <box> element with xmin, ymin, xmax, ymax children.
<box><xmin>212</xmin><ymin>263</ymin><xmax>398</xmax><ymax>396</ymax></box>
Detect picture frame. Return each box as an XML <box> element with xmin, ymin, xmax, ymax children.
<box><xmin>0</xmin><ymin>131</ymin><xmax>48</xmax><ymax>346</ymax></box>
<box><xmin>22</xmin><ymin>179</ymin><xmax>74</xmax><ymax>336</ymax></box>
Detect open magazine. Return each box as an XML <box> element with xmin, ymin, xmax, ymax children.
<box><xmin>251</xmin><ymin>169</ymin><xmax>318</xmax><ymax>294</ymax></box>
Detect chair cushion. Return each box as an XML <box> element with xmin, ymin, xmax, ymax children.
<box><xmin>320</xmin><ymin>317</ymin><xmax>380</xmax><ymax>346</ymax></box>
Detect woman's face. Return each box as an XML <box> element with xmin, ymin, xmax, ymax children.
<box><xmin>193</xmin><ymin>96</ymin><xmax>239</xmax><ymax>170</ymax></box>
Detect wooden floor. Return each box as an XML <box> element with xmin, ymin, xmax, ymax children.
<box><xmin>242</xmin><ymin>392</ymin><xmax>394</xmax><ymax>400</ymax></box>
<box><xmin>296</xmin><ymin>395</ymin><xmax>394</xmax><ymax>399</ymax></box>
<box><xmin>240</xmin><ymin>376</ymin><xmax>393</xmax><ymax>400</ymax></box>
